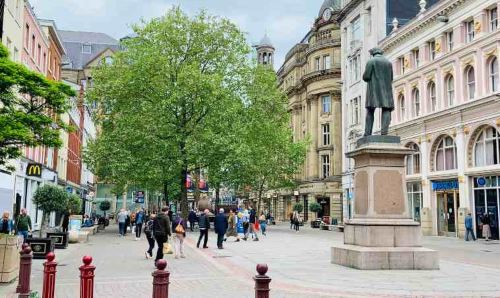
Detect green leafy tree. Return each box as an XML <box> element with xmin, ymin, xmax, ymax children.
<box><xmin>99</xmin><ymin>200</ymin><xmax>111</xmax><ymax>217</ymax></box>
<box><xmin>0</xmin><ymin>44</ymin><xmax>74</xmax><ymax>169</ymax></box>
<box><xmin>33</xmin><ymin>184</ymin><xmax>69</xmax><ymax>237</ymax></box>
<box><xmin>293</xmin><ymin>203</ymin><xmax>304</xmax><ymax>213</ymax></box>
<box><xmin>309</xmin><ymin>202</ymin><xmax>322</xmax><ymax>218</ymax></box>
<box><xmin>66</xmin><ymin>194</ymin><xmax>82</xmax><ymax>215</ymax></box>
<box><xmin>87</xmin><ymin>8</ymin><xmax>250</xmax><ymax>218</ymax></box>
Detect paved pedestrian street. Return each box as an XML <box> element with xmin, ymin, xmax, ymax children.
<box><xmin>2</xmin><ymin>224</ymin><xmax>500</xmax><ymax>298</ymax></box>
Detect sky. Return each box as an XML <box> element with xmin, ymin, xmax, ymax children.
<box><xmin>30</xmin><ymin>0</ymin><xmax>326</xmax><ymax>68</ymax></box>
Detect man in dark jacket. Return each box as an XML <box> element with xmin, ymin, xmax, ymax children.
<box><xmin>153</xmin><ymin>207</ymin><xmax>171</xmax><ymax>264</ymax></box>
<box><xmin>248</xmin><ymin>206</ymin><xmax>259</xmax><ymax>241</ymax></box>
<box><xmin>196</xmin><ymin>209</ymin><xmax>210</xmax><ymax>248</ymax></box>
<box><xmin>188</xmin><ymin>209</ymin><xmax>197</xmax><ymax>231</ymax></box>
<box><xmin>214</xmin><ymin>208</ymin><xmax>228</xmax><ymax>249</ymax></box>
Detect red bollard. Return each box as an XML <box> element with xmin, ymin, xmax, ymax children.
<box><xmin>79</xmin><ymin>256</ymin><xmax>96</xmax><ymax>298</ymax></box>
<box><xmin>15</xmin><ymin>243</ymin><xmax>29</xmax><ymax>293</ymax></box>
<box><xmin>42</xmin><ymin>252</ymin><xmax>57</xmax><ymax>298</ymax></box>
<box><xmin>152</xmin><ymin>259</ymin><xmax>170</xmax><ymax>298</ymax></box>
<box><xmin>254</xmin><ymin>264</ymin><xmax>271</xmax><ymax>298</ymax></box>
<box><xmin>16</xmin><ymin>245</ymin><xmax>33</xmax><ymax>298</ymax></box>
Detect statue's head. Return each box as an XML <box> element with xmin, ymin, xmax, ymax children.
<box><xmin>369</xmin><ymin>47</ymin><xmax>384</xmax><ymax>56</ymax></box>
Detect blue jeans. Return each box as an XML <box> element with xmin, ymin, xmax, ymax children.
<box><xmin>17</xmin><ymin>231</ymin><xmax>29</xmax><ymax>242</ymax></box>
<box><xmin>118</xmin><ymin>222</ymin><xmax>125</xmax><ymax>236</ymax></box>
<box><xmin>465</xmin><ymin>228</ymin><xmax>476</xmax><ymax>241</ymax></box>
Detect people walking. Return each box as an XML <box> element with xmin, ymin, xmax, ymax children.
<box><xmin>481</xmin><ymin>213</ymin><xmax>492</xmax><ymax>241</ymax></box>
<box><xmin>246</xmin><ymin>206</ymin><xmax>259</xmax><ymax>241</ymax></box>
<box><xmin>124</xmin><ymin>211</ymin><xmax>131</xmax><ymax>236</ymax></box>
<box><xmin>15</xmin><ymin>208</ymin><xmax>32</xmax><ymax>241</ymax></box>
<box><xmin>196</xmin><ymin>209</ymin><xmax>210</xmax><ymax>248</ymax></box>
<box><xmin>153</xmin><ymin>207</ymin><xmax>171</xmax><ymax>264</ymax></box>
<box><xmin>242</xmin><ymin>208</ymin><xmax>249</xmax><ymax>240</ymax></box>
<box><xmin>259</xmin><ymin>212</ymin><xmax>267</xmax><ymax>236</ymax></box>
<box><xmin>172</xmin><ymin>213</ymin><xmax>187</xmax><ymax>259</ymax></box>
<box><xmin>214</xmin><ymin>208</ymin><xmax>228</xmax><ymax>249</ymax></box>
<box><xmin>289</xmin><ymin>212</ymin><xmax>294</xmax><ymax>230</ymax></box>
<box><xmin>135</xmin><ymin>209</ymin><xmax>145</xmax><ymax>240</ymax></box>
<box><xmin>0</xmin><ymin>211</ymin><xmax>14</xmax><ymax>234</ymax></box>
<box><xmin>117</xmin><ymin>209</ymin><xmax>127</xmax><ymax>237</ymax></box>
<box><xmin>188</xmin><ymin>209</ymin><xmax>197</xmax><ymax>231</ymax></box>
<box><xmin>464</xmin><ymin>213</ymin><xmax>476</xmax><ymax>241</ymax></box>
<box><xmin>225</xmin><ymin>209</ymin><xmax>240</xmax><ymax>242</ymax></box>
<box><xmin>144</xmin><ymin>213</ymin><xmax>156</xmax><ymax>259</ymax></box>
<box><xmin>293</xmin><ymin>210</ymin><xmax>301</xmax><ymax>232</ymax></box>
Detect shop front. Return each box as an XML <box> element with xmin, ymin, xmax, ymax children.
<box><xmin>473</xmin><ymin>176</ymin><xmax>499</xmax><ymax>240</ymax></box>
<box><xmin>432</xmin><ymin>179</ymin><xmax>460</xmax><ymax>237</ymax></box>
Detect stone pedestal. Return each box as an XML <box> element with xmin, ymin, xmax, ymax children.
<box><xmin>331</xmin><ymin>136</ymin><xmax>439</xmax><ymax>270</ymax></box>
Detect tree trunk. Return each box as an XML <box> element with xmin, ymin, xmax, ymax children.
<box><xmin>215</xmin><ymin>185</ymin><xmax>220</xmax><ymax>212</ymax></box>
<box><xmin>39</xmin><ymin>212</ymin><xmax>46</xmax><ymax>238</ymax></box>
<box><xmin>163</xmin><ymin>180</ymin><xmax>169</xmax><ymax>206</ymax></box>
<box><xmin>180</xmin><ymin>166</ymin><xmax>188</xmax><ymax>219</ymax></box>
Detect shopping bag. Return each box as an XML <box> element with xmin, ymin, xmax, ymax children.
<box><xmin>132</xmin><ymin>226</ymin><xmax>136</xmax><ymax>234</ymax></box>
<box><xmin>163</xmin><ymin>241</ymin><xmax>173</xmax><ymax>254</ymax></box>
<box><xmin>254</xmin><ymin>222</ymin><xmax>260</xmax><ymax>231</ymax></box>
<box><xmin>175</xmin><ymin>223</ymin><xmax>185</xmax><ymax>234</ymax></box>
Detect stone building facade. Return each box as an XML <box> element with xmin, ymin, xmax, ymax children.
<box><xmin>272</xmin><ymin>0</ymin><xmax>343</xmax><ymax>223</ymax></box>
<box><xmin>380</xmin><ymin>0</ymin><xmax>500</xmax><ymax>239</ymax></box>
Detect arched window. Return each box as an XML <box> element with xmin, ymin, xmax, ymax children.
<box><xmin>445</xmin><ymin>75</ymin><xmax>454</xmax><ymax>106</ymax></box>
<box><xmin>435</xmin><ymin>136</ymin><xmax>457</xmax><ymax>171</ymax></box>
<box><xmin>427</xmin><ymin>81</ymin><xmax>436</xmax><ymax>113</ymax></box>
<box><xmin>412</xmin><ymin>88</ymin><xmax>420</xmax><ymax>117</ymax></box>
<box><xmin>398</xmin><ymin>94</ymin><xmax>405</xmax><ymax>121</ymax></box>
<box><xmin>474</xmin><ymin>126</ymin><xmax>500</xmax><ymax>166</ymax></box>
<box><xmin>465</xmin><ymin>66</ymin><xmax>475</xmax><ymax>100</ymax></box>
<box><xmin>406</xmin><ymin>143</ymin><xmax>421</xmax><ymax>175</ymax></box>
<box><xmin>489</xmin><ymin>57</ymin><xmax>499</xmax><ymax>92</ymax></box>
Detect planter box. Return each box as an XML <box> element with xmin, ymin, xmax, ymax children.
<box><xmin>46</xmin><ymin>232</ymin><xmax>68</xmax><ymax>249</ymax></box>
<box><xmin>25</xmin><ymin>237</ymin><xmax>54</xmax><ymax>259</ymax></box>
<box><xmin>311</xmin><ymin>220</ymin><xmax>321</xmax><ymax>228</ymax></box>
<box><xmin>0</xmin><ymin>235</ymin><xmax>21</xmax><ymax>283</ymax></box>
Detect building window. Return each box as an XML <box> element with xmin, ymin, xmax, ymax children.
<box><xmin>428</xmin><ymin>40</ymin><xmax>436</xmax><ymax>61</ymax></box>
<box><xmin>323</xmin><ymin>55</ymin><xmax>331</xmax><ymax>70</ymax></box>
<box><xmin>43</xmin><ymin>53</ymin><xmax>46</xmax><ymax>72</ymax></box>
<box><xmin>321</xmin><ymin>154</ymin><xmax>330</xmax><ymax>178</ymax></box>
<box><xmin>427</xmin><ymin>81</ymin><xmax>436</xmax><ymax>112</ymax></box>
<box><xmin>406</xmin><ymin>143</ymin><xmax>421</xmax><ymax>175</ymax></box>
<box><xmin>490</xmin><ymin>8</ymin><xmax>498</xmax><ymax>32</ymax></box>
<box><xmin>407</xmin><ymin>182</ymin><xmax>422</xmax><ymax>222</ymax></box>
<box><xmin>412</xmin><ymin>88</ymin><xmax>420</xmax><ymax>117</ymax></box>
<box><xmin>446</xmin><ymin>31</ymin><xmax>454</xmax><ymax>52</ymax></box>
<box><xmin>474</xmin><ymin>126</ymin><xmax>500</xmax><ymax>167</ymax></box>
<box><xmin>82</xmin><ymin>44</ymin><xmax>92</xmax><ymax>54</ymax></box>
<box><xmin>37</xmin><ymin>45</ymin><xmax>41</xmax><ymax>64</ymax></box>
<box><xmin>398</xmin><ymin>56</ymin><xmax>405</xmax><ymax>74</ymax></box>
<box><xmin>435</xmin><ymin>136</ymin><xmax>457</xmax><ymax>171</ymax></box>
<box><xmin>350</xmin><ymin>54</ymin><xmax>360</xmax><ymax>83</ymax></box>
<box><xmin>412</xmin><ymin>48</ymin><xmax>420</xmax><ymax>68</ymax></box>
<box><xmin>31</xmin><ymin>35</ymin><xmax>35</xmax><ymax>56</ymax></box>
<box><xmin>322</xmin><ymin>95</ymin><xmax>331</xmax><ymax>113</ymax></box>
<box><xmin>315</xmin><ymin>57</ymin><xmax>321</xmax><ymax>71</ymax></box>
<box><xmin>351</xmin><ymin>16</ymin><xmax>361</xmax><ymax>42</ymax></box>
<box><xmin>366</xmin><ymin>7</ymin><xmax>372</xmax><ymax>35</ymax></box>
<box><xmin>465</xmin><ymin>20</ymin><xmax>475</xmax><ymax>43</ymax></box>
<box><xmin>322</xmin><ymin>123</ymin><xmax>330</xmax><ymax>146</ymax></box>
<box><xmin>398</xmin><ymin>94</ymin><xmax>405</xmax><ymax>121</ymax></box>
<box><xmin>351</xmin><ymin>97</ymin><xmax>360</xmax><ymax>125</ymax></box>
<box><xmin>25</xmin><ymin>24</ymin><xmax>30</xmax><ymax>48</ymax></box>
<box><xmin>465</xmin><ymin>66</ymin><xmax>475</xmax><ymax>100</ymax></box>
<box><xmin>445</xmin><ymin>75</ymin><xmax>455</xmax><ymax>106</ymax></box>
<box><xmin>489</xmin><ymin>57</ymin><xmax>499</xmax><ymax>92</ymax></box>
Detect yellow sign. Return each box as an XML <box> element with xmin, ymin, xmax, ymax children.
<box><xmin>26</xmin><ymin>163</ymin><xmax>42</xmax><ymax>177</ymax></box>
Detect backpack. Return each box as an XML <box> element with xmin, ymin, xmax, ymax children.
<box><xmin>144</xmin><ymin>220</ymin><xmax>153</xmax><ymax>234</ymax></box>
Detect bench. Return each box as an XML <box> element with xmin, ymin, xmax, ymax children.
<box><xmin>81</xmin><ymin>226</ymin><xmax>98</xmax><ymax>235</ymax></box>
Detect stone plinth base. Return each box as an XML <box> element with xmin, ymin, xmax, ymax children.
<box><xmin>344</xmin><ymin>219</ymin><xmax>422</xmax><ymax>247</ymax></box>
<box><xmin>331</xmin><ymin>245</ymin><xmax>439</xmax><ymax>270</ymax></box>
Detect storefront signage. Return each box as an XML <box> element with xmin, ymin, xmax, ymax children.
<box><xmin>26</xmin><ymin>163</ymin><xmax>42</xmax><ymax>177</ymax></box>
<box><xmin>477</xmin><ymin>177</ymin><xmax>486</xmax><ymax>187</ymax></box>
<box><xmin>432</xmin><ymin>180</ymin><xmax>458</xmax><ymax>191</ymax></box>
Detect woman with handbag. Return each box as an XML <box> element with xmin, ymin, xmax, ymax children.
<box><xmin>172</xmin><ymin>213</ymin><xmax>187</xmax><ymax>259</ymax></box>
<box><xmin>144</xmin><ymin>213</ymin><xmax>156</xmax><ymax>259</ymax></box>
<box><xmin>259</xmin><ymin>212</ymin><xmax>267</xmax><ymax>236</ymax></box>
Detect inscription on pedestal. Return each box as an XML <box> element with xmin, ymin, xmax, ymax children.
<box><xmin>374</xmin><ymin>170</ymin><xmax>405</xmax><ymax>215</ymax></box>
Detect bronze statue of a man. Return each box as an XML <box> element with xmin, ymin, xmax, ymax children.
<box><xmin>362</xmin><ymin>47</ymin><xmax>394</xmax><ymax>136</ymax></box>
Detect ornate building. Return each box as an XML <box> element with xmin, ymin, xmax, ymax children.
<box><xmin>272</xmin><ymin>0</ymin><xmax>343</xmax><ymax>223</ymax></box>
<box><xmin>380</xmin><ymin>0</ymin><xmax>500</xmax><ymax>239</ymax></box>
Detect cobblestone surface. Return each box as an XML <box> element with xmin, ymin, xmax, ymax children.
<box><xmin>1</xmin><ymin>223</ymin><xmax>500</xmax><ymax>297</ymax></box>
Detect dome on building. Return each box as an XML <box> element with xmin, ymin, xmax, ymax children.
<box><xmin>257</xmin><ymin>33</ymin><xmax>274</xmax><ymax>48</ymax></box>
<box><xmin>318</xmin><ymin>0</ymin><xmax>341</xmax><ymax>18</ymax></box>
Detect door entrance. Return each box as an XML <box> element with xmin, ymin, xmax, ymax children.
<box><xmin>437</xmin><ymin>192</ymin><xmax>460</xmax><ymax>237</ymax></box>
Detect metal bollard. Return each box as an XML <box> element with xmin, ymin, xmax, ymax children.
<box><xmin>79</xmin><ymin>256</ymin><xmax>96</xmax><ymax>298</ymax></box>
<box><xmin>152</xmin><ymin>259</ymin><xmax>170</xmax><ymax>298</ymax></box>
<box><xmin>17</xmin><ymin>245</ymin><xmax>33</xmax><ymax>298</ymax></box>
<box><xmin>254</xmin><ymin>264</ymin><xmax>271</xmax><ymax>298</ymax></box>
<box><xmin>42</xmin><ymin>252</ymin><xmax>57</xmax><ymax>298</ymax></box>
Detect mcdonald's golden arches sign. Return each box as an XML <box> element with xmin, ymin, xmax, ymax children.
<box><xmin>26</xmin><ymin>163</ymin><xmax>42</xmax><ymax>177</ymax></box>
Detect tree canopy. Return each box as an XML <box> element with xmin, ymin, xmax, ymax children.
<box><xmin>0</xmin><ymin>44</ymin><xmax>75</xmax><ymax>169</ymax></box>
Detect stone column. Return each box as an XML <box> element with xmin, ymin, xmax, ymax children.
<box><xmin>332</xmin><ymin>91</ymin><xmax>342</xmax><ymax>175</ymax></box>
<box><xmin>474</xmin><ymin>11</ymin><xmax>487</xmax><ymax>38</ymax></box>
<box><xmin>309</xmin><ymin>96</ymin><xmax>319</xmax><ymax>179</ymax></box>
